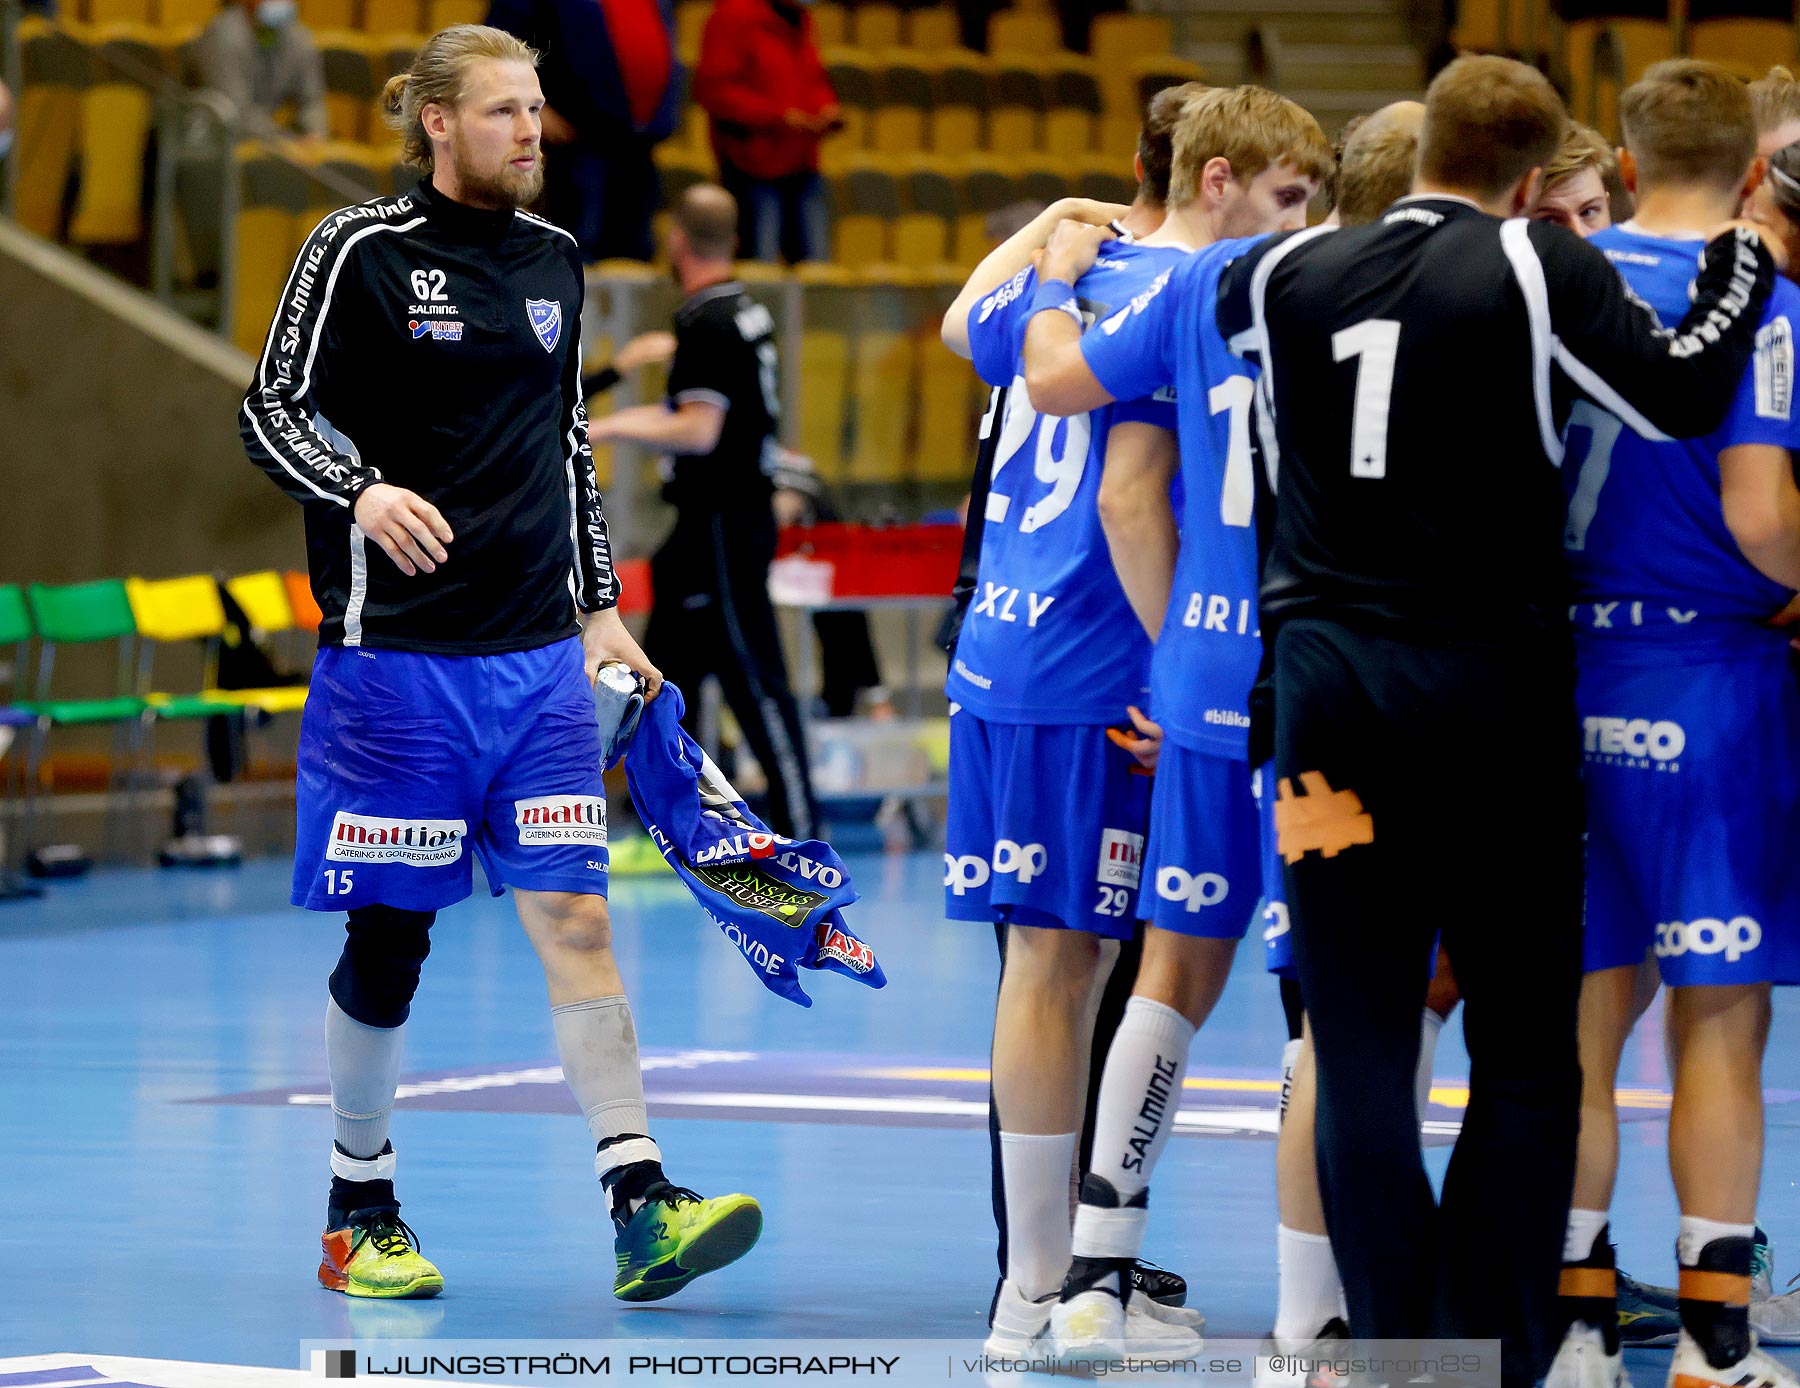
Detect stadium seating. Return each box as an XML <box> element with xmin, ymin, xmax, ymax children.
<box><xmin>15</xmin><ymin>24</ymin><xmax>88</xmax><ymax>240</ymax></box>
<box><xmin>127</xmin><ymin>575</ymin><xmax>310</xmax><ymax>718</ymax></box>
<box><xmin>67</xmin><ymin>33</ymin><xmax>160</xmax><ymax>246</ymax></box>
<box><xmin>232</xmin><ymin>148</ymin><xmax>313</xmax><ymax>353</ymax></box>
<box><xmin>850</xmin><ymin>3</ymin><xmax>903</xmax><ymax>51</ymax></box>
<box><xmin>1688</xmin><ymin>15</ymin><xmax>1798</xmax><ymax>67</ymax></box>
<box><xmin>319</xmin><ymin>32</ymin><xmax>378</xmax><ymax>143</ymax></box>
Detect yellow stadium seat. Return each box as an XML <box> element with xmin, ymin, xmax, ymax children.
<box><xmin>833</xmin><ymin>212</ymin><xmax>889</xmax><ymax>263</ymax></box>
<box><xmin>361</xmin><ymin>0</ymin><xmax>421</xmax><ymax>33</ymax></box>
<box><xmin>1090</xmin><ymin>13</ymin><xmax>1170</xmax><ymax>69</ymax></box>
<box><xmin>675</xmin><ymin>0</ymin><xmax>707</xmax><ymax>58</ymax></box>
<box><xmin>891</xmin><ymin>209</ymin><xmax>949</xmax><ymax>267</ymax></box>
<box><xmin>952</xmin><ymin>211</ymin><xmax>990</xmax><ymax>264</ymax></box>
<box><xmin>928</xmin><ymin>104</ymin><xmax>981</xmax><ymax>155</ymax></box>
<box><xmin>670</xmin><ymin>101</ymin><xmax>709</xmax><ymax>154</ymax></box>
<box><xmin>1043</xmin><ymin>106</ymin><xmax>1092</xmax><ymax>159</ymax></box>
<box><xmin>318</xmin><ymin>31</ymin><xmax>376</xmax><ymax>142</ymax></box>
<box><xmin>810</xmin><ymin>2</ymin><xmax>847</xmax><ymax>46</ymax></box>
<box><xmin>128</xmin><ymin>576</ymin><xmax>310</xmax><ymax>717</ymax></box>
<box><xmin>233</xmin><ymin>149</ymin><xmax>310</xmax><ymax>354</ymax></box>
<box><xmin>906</xmin><ymin>5</ymin><xmax>959</xmax><ymax>50</ymax></box>
<box><xmin>798</xmin><ymin>330</ymin><xmax>851</xmax><ymax>480</ymax></box>
<box><xmin>1690</xmin><ymin>17</ymin><xmax>1797</xmax><ymax>68</ymax></box>
<box><xmin>300</xmin><ymin>0</ymin><xmax>357</xmax><ymax>31</ymax></box>
<box><xmin>988</xmin><ymin>9</ymin><xmax>1059</xmax><ymax>55</ymax></box>
<box><xmin>425</xmin><ymin>0</ymin><xmax>484</xmax><ymax>27</ymax></box>
<box><xmin>1097</xmin><ymin>112</ymin><xmax>1138</xmax><ymax>161</ymax></box>
<box><xmin>851</xmin><ymin>2</ymin><xmax>902</xmax><ymax>48</ymax></box>
<box><xmin>870</xmin><ymin>104</ymin><xmax>926</xmax><ymax>153</ymax></box>
<box><xmin>156</xmin><ymin>0</ymin><xmax>215</xmax><ymax>25</ymax></box>
<box><xmin>851</xmin><ymin>328</ymin><xmax>913</xmax><ymax>481</ymax></box>
<box><xmin>1564</xmin><ymin>16</ymin><xmax>1674</xmax><ymax>136</ymax></box>
<box><xmin>15</xmin><ymin>28</ymin><xmax>89</xmax><ymax>240</ymax></box>
<box><xmin>70</xmin><ymin>81</ymin><xmax>152</xmax><ymax>243</ymax></box>
<box><xmin>83</xmin><ymin>0</ymin><xmax>153</xmax><ymax>24</ymax></box>
<box><xmin>912</xmin><ymin>334</ymin><xmax>977</xmax><ymax>481</ymax></box>
<box><xmin>986</xmin><ymin>104</ymin><xmax>1038</xmax><ymax>156</ymax></box>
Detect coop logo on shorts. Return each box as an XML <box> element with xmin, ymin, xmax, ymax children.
<box><xmin>327</xmin><ymin>812</ymin><xmax>466</xmax><ymax>865</ymax></box>
<box><xmin>945</xmin><ymin>853</ymin><xmax>991</xmax><ymax>896</ymax></box>
<box><xmin>1582</xmin><ymin>716</ymin><xmax>1686</xmax><ymax>769</ymax></box>
<box><xmin>1097</xmin><ymin>829</ymin><xmax>1145</xmax><ymax>889</ymax></box>
<box><xmin>1156</xmin><ymin>867</ymin><xmax>1230</xmax><ymax>913</ymax></box>
<box><xmin>993</xmin><ymin>839</ymin><xmax>1048</xmax><ymax>884</ymax></box>
<box><xmin>408</xmin><ymin>318</ymin><xmax>464</xmax><ymax>341</ymax></box>
<box><xmin>1655</xmin><ymin>915</ymin><xmax>1763</xmax><ymax>964</ymax></box>
<box><xmin>514</xmin><ymin>794</ymin><xmax>607</xmax><ymax>846</ymax></box>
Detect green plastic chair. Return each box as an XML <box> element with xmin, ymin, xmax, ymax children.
<box><xmin>0</xmin><ymin>585</ymin><xmax>37</xmax><ymax>886</ymax></box>
<box><xmin>20</xmin><ymin>579</ymin><xmax>151</xmax><ymax>861</ymax></box>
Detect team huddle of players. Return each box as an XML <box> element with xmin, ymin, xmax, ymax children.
<box><xmin>940</xmin><ymin>55</ymin><xmax>1800</xmax><ymax>1388</ymax></box>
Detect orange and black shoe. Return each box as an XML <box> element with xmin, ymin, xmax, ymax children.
<box><xmin>318</xmin><ymin>1206</ymin><xmax>444</xmax><ymax>1299</ymax></box>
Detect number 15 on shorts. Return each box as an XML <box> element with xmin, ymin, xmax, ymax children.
<box><xmin>324</xmin><ymin>868</ymin><xmax>356</xmax><ymax>895</ymax></box>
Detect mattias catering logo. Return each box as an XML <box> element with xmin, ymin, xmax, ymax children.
<box><xmin>689</xmin><ymin>862</ymin><xmax>829</xmax><ymax>928</ymax></box>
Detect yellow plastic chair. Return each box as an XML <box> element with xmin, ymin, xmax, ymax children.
<box><xmin>70</xmin><ymin>49</ymin><xmax>158</xmax><ymax>245</ymax></box>
<box><xmin>905</xmin><ymin>6</ymin><xmax>960</xmax><ymax>50</ymax></box>
<box><xmin>850</xmin><ymin>2</ymin><xmax>902</xmax><ymax>49</ymax></box>
<box><xmin>810</xmin><ymin>2</ymin><xmax>848</xmax><ymax>46</ymax></box>
<box><xmin>360</xmin><ymin>0</ymin><xmax>421</xmax><ymax>33</ymax></box>
<box><xmin>300</xmin><ymin>0</ymin><xmax>358</xmax><ymax>31</ymax></box>
<box><xmin>912</xmin><ymin>333</ymin><xmax>979</xmax><ymax>480</ymax></box>
<box><xmin>14</xmin><ymin>26</ymin><xmax>90</xmax><ymax>240</ymax></box>
<box><xmin>1042</xmin><ymin>106</ymin><xmax>1093</xmax><ymax>159</ymax></box>
<box><xmin>988</xmin><ymin>9</ymin><xmax>1060</xmax><ymax>55</ymax></box>
<box><xmin>127</xmin><ymin>575</ymin><xmax>309</xmax><ymax>716</ymax></box>
<box><xmin>424</xmin><ymin>0</ymin><xmax>483</xmax><ymax>26</ymax></box>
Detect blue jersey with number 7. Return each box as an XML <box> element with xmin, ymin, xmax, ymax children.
<box><xmin>1567</xmin><ymin>226</ymin><xmax>1800</xmax><ymax>656</ymax></box>
<box><xmin>948</xmin><ymin>239</ymin><xmax>1186</xmax><ymax>724</ymax></box>
<box><xmin>1079</xmin><ymin>236</ymin><xmax>1266</xmax><ymax>758</ymax></box>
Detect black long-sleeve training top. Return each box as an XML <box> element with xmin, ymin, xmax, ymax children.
<box><xmin>240</xmin><ymin>177</ymin><xmax>617</xmax><ymax>655</ymax></box>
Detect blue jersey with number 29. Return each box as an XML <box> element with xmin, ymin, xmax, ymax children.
<box><xmin>1078</xmin><ymin>236</ymin><xmax>1264</xmax><ymax>759</ymax></box>
<box><xmin>947</xmin><ymin>239</ymin><xmax>1186</xmax><ymax>724</ymax></box>
<box><xmin>1567</xmin><ymin>226</ymin><xmax>1800</xmax><ymax>654</ymax></box>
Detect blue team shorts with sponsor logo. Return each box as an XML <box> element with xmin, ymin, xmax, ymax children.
<box><xmin>944</xmin><ymin>708</ymin><xmax>1150</xmax><ymax>940</ymax></box>
<box><xmin>292</xmin><ymin>638</ymin><xmax>609</xmax><ymax>913</ymax></box>
<box><xmin>1253</xmin><ymin>762</ymin><xmax>1296</xmax><ymax>977</ymax></box>
<box><xmin>1140</xmin><ymin>742</ymin><xmax>1260</xmax><ymax>941</ymax></box>
<box><xmin>1579</xmin><ymin>645</ymin><xmax>1800</xmax><ymax>986</ymax></box>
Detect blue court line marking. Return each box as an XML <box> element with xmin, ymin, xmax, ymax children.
<box><xmin>0</xmin><ymin>1373</ymin><xmax>112</xmax><ymax>1386</ymax></box>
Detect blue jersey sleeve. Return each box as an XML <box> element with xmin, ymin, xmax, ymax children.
<box><xmin>1081</xmin><ymin>260</ymin><xmax>1180</xmax><ymax>404</ymax></box>
<box><xmin>966</xmin><ymin>267</ymin><xmax>1036</xmax><ymax>389</ymax></box>
<box><xmin>1713</xmin><ymin>302</ymin><xmax>1800</xmax><ymax>451</ymax></box>
<box><xmin>1110</xmin><ymin>388</ymin><xmax>1178</xmax><ymax>432</ymax></box>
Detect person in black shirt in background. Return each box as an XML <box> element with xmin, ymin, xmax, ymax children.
<box><xmin>1214</xmin><ymin>55</ymin><xmax>1780</xmax><ymax>1383</ymax></box>
<box><xmin>591</xmin><ymin>184</ymin><xmax>819</xmax><ymax>839</ymax></box>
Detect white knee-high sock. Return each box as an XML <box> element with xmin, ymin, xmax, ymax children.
<box><xmin>1074</xmin><ymin>997</ymin><xmax>1195</xmax><ymax>1262</ymax></box>
<box><xmin>1275</xmin><ymin>1224</ymin><xmax>1344</xmax><ymax>1343</ymax></box>
<box><xmin>551</xmin><ymin>996</ymin><xmax>662</xmax><ymax>1177</ymax></box>
<box><xmin>327</xmin><ymin>995</ymin><xmax>405</xmax><ymax>1162</ymax></box>
<box><xmin>999</xmin><ymin>1130</ymin><xmax>1078</xmax><ymax>1300</ymax></box>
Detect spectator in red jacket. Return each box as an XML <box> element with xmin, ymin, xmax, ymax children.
<box><xmin>694</xmin><ymin>0</ymin><xmax>841</xmax><ymax>262</ymax></box>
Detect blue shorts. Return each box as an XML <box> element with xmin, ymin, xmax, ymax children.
<box><xmin>944</xmin><ymin>709</ymin><xmax>1150</xmax><ymax>940</ymax></box>
<box><xmin>1142</xmin><ymin>743</ymin><xmax>1260</xmax><ymax>940</ymax></box>
<box><xmin>1579</xmin><ymin>649</ymin><xmax>1800</xmax><ymax>986</ymax></box>
<box><xmin>293</xmin><ymin>639</ymin><xmax>610</xmax><ymax>913</ymax></box>
<box><xmin>1253</xmin><ymin>762</ymin><xmax>1296</xmax><ymax>978</ymax></box>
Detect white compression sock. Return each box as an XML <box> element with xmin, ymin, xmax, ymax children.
<box><xmin>550</xmin><ymin>996</ymin><xmax>663</xmax><ymax>1177</ymax></box>
<box><xmin>1085</xmin><ymin>997</ymin><xmax>1195</xmax><ymax>1204</ymax></box>
<box><xmin>1565</xmin><ymin>1207</ymin><xmax>1610</xmax><ymax>1262</ymax></box>
<box><xmin>1275</xmin><ymin>1224</ymin><xmax>1344</xmax><ymax>1344</ymax></box>
<box><xmin>999</xmin><ymin>1130</ymin><xmax>1078</xmax><ymax>1300</ymax></box>
<box><xmin>1416</xmin><ymin>1007</ymin><xmax>1445</xmax><ymax>1122</ymax></box>
<box><xmin>1279</xmin><ymin>1036</ymin><xmax>1304</xmax><ymax>1125</ymax></box>
<box><xmin>326</xmin><ymin>995</ymin><xmax>405</xmax><ymax>1161</ymax></box>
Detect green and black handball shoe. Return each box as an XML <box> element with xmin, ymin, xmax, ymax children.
<box><xmin>613</xmin><ymin>1182</ymin><xmax>762</xmax><ymax>1302</ymax></box>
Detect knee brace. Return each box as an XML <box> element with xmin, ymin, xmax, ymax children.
<box><xmin>328</xmin><ymin>905</ymin><xmax>435</xmax><ymax>1028</ymax></box>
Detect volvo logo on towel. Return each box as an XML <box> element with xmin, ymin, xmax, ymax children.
<box><xmin>526</xmin><ymin>298</ymin><xmax>562</xmax><ymax>352</ymax></box>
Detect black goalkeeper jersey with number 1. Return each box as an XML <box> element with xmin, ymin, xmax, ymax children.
<box><xmin>240</xmin><ymin>179</ymin><xmax>617</xmax><ymax>656</ymax></box>
<box><xmin>1214</xmin><ymin>196</ymin><xmax>1775</xmax><ymax>648</ymax></box>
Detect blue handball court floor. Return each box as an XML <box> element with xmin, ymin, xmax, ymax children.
<box><xmin>6</xmin><ymin>852</ymin><xmax>1800</xmax><ymax>1385</ymax></box>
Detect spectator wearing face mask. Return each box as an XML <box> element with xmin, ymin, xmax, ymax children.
<box><xmin>190</xmin><ymin>0</ymin><xmax>328</xmax><ymax>141</ymax></box>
